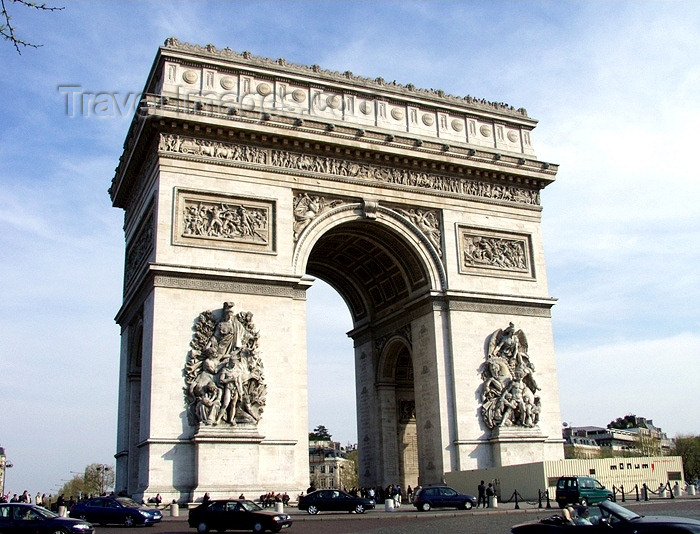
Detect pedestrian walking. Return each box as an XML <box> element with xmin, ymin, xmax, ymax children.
<box><xmin>477</xmin><ymin>480</ymin><xmax>486</xmax><ymax>508</ymax></box>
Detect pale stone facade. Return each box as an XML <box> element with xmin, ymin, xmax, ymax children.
<box><xmin>111</xmin><ymin>38</ymin><xmax>563</xmax><ymax>503</ymax></box>
<box><xmin>445</xmin><ymin>456</ymin><xmax>686</xmax><ymax>502</ymax></box>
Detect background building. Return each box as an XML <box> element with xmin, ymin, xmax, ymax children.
<box><xmin>564</xmin><ymin>417</ymin><xmax>671</xmax><ymax>458</ymax></box>
<box><xmin>308</xmin><ymin>441</ymin><xmax>356</xmax><ymax>490</ymax></box>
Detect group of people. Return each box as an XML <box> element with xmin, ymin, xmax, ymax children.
<box><xmin>343</xmin><ymin>484</ymin><xmax>414</xmax><ymax>504</ymax></box>
<box><xmin>258</xmin><ymin>492</ymin><xmax>290</xmax><ymax>507</ymax></box>
<box><xmin>0</xmin><ymin>491</ymin><xmax>79</xmax><ymax>512</ymax></box>
<box><xmin>1</xmin><ymin>491</ymin><xmax>50</xmax><ymax>507</ymax></box>
<box><xmin>476</xmin><ymin>480</ymin><xmax>496</xmax><ymax>507</ymax></box>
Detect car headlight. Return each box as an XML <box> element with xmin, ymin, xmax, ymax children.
<box><xmin>140</xmin><ymin>510</ymin><xmax>150</xmax><ymax>517</ymax></box>
<box><xmin>72</xmin><ymin>523</ymin><xmax>92</xmax><ymax>531</ymax></box>
<box><xmin>273</xmin><ymin>514</ymin><xmax>290</xmax><ymax>521</ymax></box>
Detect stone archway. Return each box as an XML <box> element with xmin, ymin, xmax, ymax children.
<box><xmin>300</xmin><ymin>212</ymin><xmax>436</xmax><ymax>490</ymax></box>
<box><xmin>110</xmin><ymin>39</ymin><xmax>564</xmax><ymax>503</ymax></box>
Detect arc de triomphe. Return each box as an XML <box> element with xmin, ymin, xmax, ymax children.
<box><xmin>111</xmin><ymin>39</ymin><xmax>564</xmax><ymax>502</ymax></box>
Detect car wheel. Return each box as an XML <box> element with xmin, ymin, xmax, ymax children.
<box><xmin>251</xmin><ymin>522</ymin><xmax>263</xmax><ymax>533</ymax></box>
<box><xmin>307</xmin><ymin>504</ymin><xmax>318</xmax><ymax>515</ymax></box>
<box><xmin>421</xmin><ymin>502</ymin><xmax>431</xmax><ymax>512</ymax></box>
<box><xmin>462</xmin><ymin>500</ymin><xmax>473</xmax><ymax>510</ymax></box>
<box><xmin>197</xmin><ymin>521</ymin><xmax>209</xmax><ymax>533</ymax></box>
<box><xmin>51</xmin><ymin>529</ymin><xmax>69</xmax><ymax>534</ymax></box>
<box><xmin>579</xmin><ymin>498</ymin><xmax>588</xmax><ymax>506</ymax></box>
<box><xmin>355</xmin><ymin>504</ymin><xmax>365</xmax><ymax>514</ymax></box>
<box><xmin>124</xmin><ymin>515</ymin><xmax>136</xmax><ymax>527</ymax></box>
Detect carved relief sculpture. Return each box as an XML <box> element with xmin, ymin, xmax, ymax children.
<box><xmin>463</xmin><ymin>235</ymin><xmax>527</xmax><ymax>271</ymax></box>
<box><xmin>293</xmin><ymin>192</ymin><xmax>345</xmax><ymax>240</ymax></box>
<box><xmin>480</xmin><ymin>322</ymin><xmax>540</xmax><ymax>430</ymax></box>
<box><xmin>184</xmin><ymin>302</ymin><xmax>267</xmax><ymax>428</ymax></box>
<box><xmin>182</xmin><ymin>201</ymin><xmax>268</xmax><ymax>244</ymax></box>
<box><xmin>159</xmin><ymin>134</ymin><xmax>541</xmax><ymax>207</ymax></box>
<box><xmin>394</xmin><ymin>207</ymin><xmax>442</xmax><ymax>257</ymax></box>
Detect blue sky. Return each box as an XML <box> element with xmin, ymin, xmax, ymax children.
<box><xmin>1</xmin><ymin>0</ymin><xmax>698</xmax><ymax>495</ymax></box>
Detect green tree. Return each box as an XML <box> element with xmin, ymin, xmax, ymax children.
<box><xmin>671</xmin><ymin>435</ymin><xmax>700</xmax><ymax>482</ymax></box>
<box><xmin>1</xmin><ymin>0</ymin><xmax>63</xmax><ymax>54</ymax></box>
<box><xmin>340</xmin><ymin>449</ymin><xmax>359</xmax><ymax>490</ymax></box>
<box><xmin>56</xmin><ymin>463</ymin><xmax>115</xmax><ymax>499</ymax></box>
<box><xmin>608</xmin><ymin>414</ymin><xmax>639</xmax><ymax>430</ymax></box>
<box><xmin>309</xmin><ymin>425</ymin><xmax>332</xmax><ymax>441</ymax></box>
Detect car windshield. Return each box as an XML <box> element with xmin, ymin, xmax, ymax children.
<box><xmin>239</xmin><ymin>500</ymin><xmax>262</xmax><ymax>512</ymax></box>
<box><xmin>14</xmin><ymin>506</ymin><xmax>57</xmax><ymax>519</ymax></box>
<box><xmin>35</xmin><ymin>506</ymin><xmax>58</xmax><ymax>518</ymax></box>
<box><xmin>599</xmin><ymin>501</ymin><xmax>641</xmax><ymax>521</ymax></box>
<box><xmin>115</xmin><ymin>497</ymin><xmax>140</xmax><ymax>508</ymax></box>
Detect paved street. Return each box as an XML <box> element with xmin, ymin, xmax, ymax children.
<box><xmin>95</xmin><ymin>497</ymin><xmax>700</xmax><ymax>534</ymax></box>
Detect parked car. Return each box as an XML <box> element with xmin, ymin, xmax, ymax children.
<box><xmin>69</xmin><ymin>496</ymin><xmax>162</xmax><ymax>526</ymax></box>
<box><xmin>0</xmin><ymin>502</ymin><xmax>94</xmax><ymax>534</ymax></box>
<box><xmin>413</xmin><ymin>485</ymin><xmax>477</xmax><ymax>511</ymax></box>
<box><xmin>555</xmin><ymin>476</ymin><xmax>614</xmax><ymax>507</ymax></box>
<box><xmin>188</xmin><ymin>499</ymin><xmax>292</xmax><ymax>533</ymax></box>
<box><xmin>297</xmin><ymin>489</ymin><xmax>375</xmax><ymax>514</ymax></box>
<box><xmin>511</xmin><ymin>499</ymin><xmax>700</xmax><ymax>533</ymax></box>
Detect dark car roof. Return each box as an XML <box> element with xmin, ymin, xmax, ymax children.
<box><xmin>1</xmin><ymin>503</ymin><xmax>90</xmax><ymax>524</ymax></box>
<box><xmin>189</xmin><ymin>499</ymin><xmax>280</xmax><ymax>517</ymax></box>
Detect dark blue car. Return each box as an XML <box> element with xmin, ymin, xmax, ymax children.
<box><xmin>0</xmin><ymin>503</ymin><xmax>94</xmax><ymax>534</ymax></box>
<box><xmin>69</xmin><ymin>496</ymin><xmax>162</xmax><ymax>527</ymax></box>
<box><xmin>413</xmin><ymin>485</ymin><xmax>477</xmax><ymax>511</ymax></box>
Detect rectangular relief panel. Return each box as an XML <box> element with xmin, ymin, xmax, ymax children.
<box><xmin>456</xmin><ymin>225</ymin><xmax>535</xmax><ymax>280</ymax></box>
<box><xmin>173</xmin><ymin>188</ymin><xmax>275</xmax><ymax>253</ymax></box>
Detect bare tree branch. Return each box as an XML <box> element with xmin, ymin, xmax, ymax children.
<box><xmin>1</xmin><ymin>0</ymin><xmax>63</xmax><ymax>54</ymax></box>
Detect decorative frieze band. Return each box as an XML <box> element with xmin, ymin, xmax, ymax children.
<box><xmin>159</xmin><ymin>134</ymin><xmax>540</xmax><ymax>206</ymax></box>
<box><xmin>153</xmin><ymin>274</ymin><xmax>306</xmax><ymax>299</ymax></box>
<box><xmin>448</xmin><ymin>300</ymin><xmax>552</xmax><ymax>318</ymax></box>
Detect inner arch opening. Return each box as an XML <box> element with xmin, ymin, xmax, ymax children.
<box><xmin>305</xmin><ymin>219</ymin><xmax>432</xmax><ymax>325</ymax></box>
<box><xmin>306</xmin><ymin>279</ymin><xmax>355</xmax><ymax>447</ymax></box>
<box><xmin>304</xmin><ymin>218</ymin><xmax>432</xmax><ymax>491</ymax></box>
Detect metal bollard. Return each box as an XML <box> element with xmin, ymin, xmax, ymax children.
<box><xmin>170</xmin><ymin>503</ymin><xmax>179</xmax><ymax>517</ymax></box>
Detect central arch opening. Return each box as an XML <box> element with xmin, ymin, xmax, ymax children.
<box><xmin>303</xmin><ymin>217</ymin><xmax>433</xmax><ymax>491</ymax></box>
